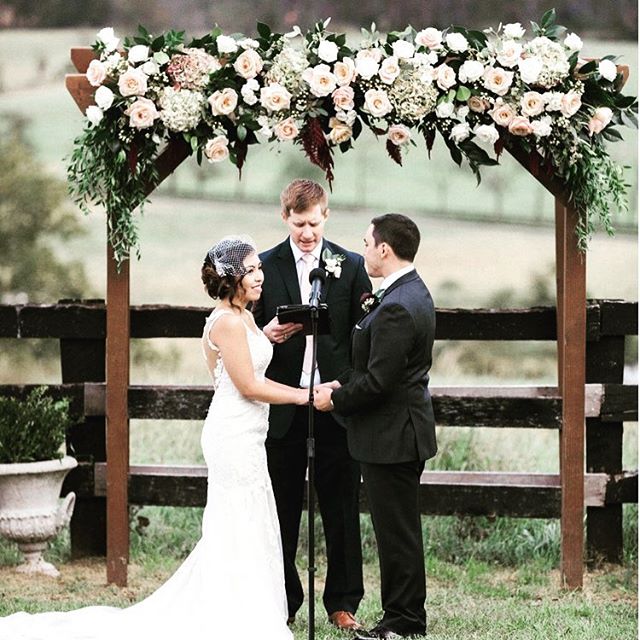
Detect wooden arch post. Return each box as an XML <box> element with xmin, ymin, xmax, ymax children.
<box><xmin>66</xmin><ymin>46</ymin><xmax>629</xmax><ymax>589</ymax></box>
<box><xmin>66</xmin><ymin>48</ymin><xmax>190</xmax><ymax>586</ymax></box>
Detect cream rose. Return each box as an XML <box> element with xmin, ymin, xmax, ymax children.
<box><xmin>208</xmin><ymin>88</ymin><xmax>238</xmax><ymax>116</ymax></box>
<box><xmin>304</xmin><ymin>64</ymin><xmax>338</xmax><ymax>97</ymax></box>
<box><xmin>435</xmin><ymin>63</ymin><xmax>456</xmax><ymax>90</ymax></box>
<box><xmin>332</xmin><ymin>86</ymin><xmax>355</xmax><ymax>111</ymax></box>
<box><xmin>204</xmin><ymin>135</ymin><xmax>230</xmax><ymax>163</ymax></box>
<box><xmin>87</xmin><ymin>59</ymin><xmax>107</xmax><ymax>87</ymax></box>
<box><xmin>497</xmin><ymin>40</ymin><xmax>523</xmax><ymax>68</ymax></box>
<box><xmin>260</xmin><ymin>83</ymin><xmax>292</xmax><ymax>112</ymax></box>
<box><xmin>125</xmin><ymin>97</ymin><xmax>159</xmax><ymax>128</ymax></box>
<box><xmin>483</xmin><ymin>66</ymin><xmax>514</xmax><ymax>96</ymax></box>
<box><xmin>587</xmin><ymin>107</ymin><xmax>613</xmax><ymax>136</ymax></box>
<box><xmin>334</xmin><ymin>57</ymin><xmax>356</xmax><ymax>86</ymax></box>
<box><xmin>415</xmin><ymin>27</ymin><xmax>442</xmax><ymax>49</ymax></box>
<box><xmin>233</xmin><ymin>49</ymin><xmax>263</xmax><ymax>79</ymax></box>
<box><xmin>520</xmin><ymin>91</ymin><xmax>545</xmax><ymax>117</ymax></box>
<box><xmin>318</xmin><ymin>39</ymin><xmax>339</xmax><ymax>63</ymax></box>
<box><xmin>95</xmin><ymin>85</ymin><xmax>115</xmax><ymax>110</ymax></box>
<box><xmin>468</xmin><ymin>95</ymin><xmax>489</xmax><ymax>113</ymax></box>
<box><xmin>379</xmin><ymin>57</ymin><xmax>401</xmax><ymax>84</ymax></box>
<box><xmin>328</xmin><ymin>117</ymin><xmax>352</xmax><ymax>144</ymax></box>
<box><xmin>274</xmin><ymin>117</ymin><xmax>299</xmax><ymax>141</ymax></box>
<box><xmin>363</xmin><ymin>88</ymin><xmax>392</xmax><ymax>117</ymax></box>
<box><xmin>560</xmin><ymin>90</ymin><xmax>582</xmax><ymax>117</ymax></box>
<box><xmin>490</xmin><ymin>99</ymin><xmax>516</xmax><ymax>126</ymax></box>
<box><xmin>118</xmin><ymin>67</ymin><xmax>148</xmax><ymax>97</ymax></box>
<box><xmin>388</xmin><ymin>123</ymin><xmax>412</xmax><ymax>146</ymax></box>
<box><xmin>508</xmin><ymin>116</ymin><xmax>533</xmax><ymax>136</ymax></box>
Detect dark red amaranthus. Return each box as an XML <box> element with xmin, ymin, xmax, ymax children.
<box><xmin>300</xmin><ymin>117</ymin><xmax>334</xmax><ymax>187</ymax></box>
<box><xmin>385</xmin><ymin>139</ymin><xmax>402</xmax><ymax>166</ymax></box>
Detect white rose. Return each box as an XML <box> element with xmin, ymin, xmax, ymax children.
<box><xmin>483</xmin><ymin>66</ymin><xmax>514</xmax><ymax>96</ymax></box>
<box><xmin>97</xmin><ymin>27</ymin><xmax>119</xmax><ymax>52</ymax></box>
<box><xmin>392</xmin><ymin>40</ymin><xmax>415</xmax><ymax>59</ymax></box>
<box><xmin>274</xmin><ymin>117</ymin><xmax>299</xmax><ymax>141</ymax></box>
<box><xmin>318</xmin><ymin>39</ymin><xmax>339</xmax><ymax>63</ymax></box>
<box><xmin>564</xmin><ymin>33</ymin><xmax>583</xmax><ymax>52</ymax></box>
<box><xmin>435</xmin><ymin>101</ymin><xmax>455</xmax><ymax>118</ymax></box>
<box><xmin>208</xmin><ymin>87</ymin><xmax>238</xmax><ymax>116</ymax></box>
<box><xmin>497</xmin><ymin>40</ymin><xmax>523</xmax><ymax>68</ymax></box>
<box><xmin>260</xmin><ymin>83</ymin><xmax>292</xmax><ymax>112</ymax></box>
<box><xmin>128</xmin><ymin>45</ymin><xmax>149</xmax><ymax>64</ymax></box>
<box><xmin>95</xmin><ymin>85</ymin><xmax>115</xmax><ymax>110</ymax></box>
<box><xmin>503</xmin><ymin>22</ymin><xmax>525</xmax><ymax>39</ymax></box>
<box><xmin>388</xmin><ymin>123</ymin><xmax>412</xmax><ymax>146</ymax></box>
<box><xmin>86</xmin><ymin>59</ymin><xmax>107</xmax><ymax>87</ymax></box>
<box><xmin>560</xmin><ymin>90</ymin><xmax>582</xmax><ymax>117</ymax></box>
<box><xmin>379</xmin><ymin>57</ymin><xmax>401</xmax><ymax>84</ymax></box>
<box><xmin>473</xmin><ymin>123</ymin><xmax>499</xmax><ymax>145</ymax></box>
<box><xmin>124</xmin><ymin>97</ymin><xmax>159</xmax><ymax>128</ymax></box>
<box><xmin>118</xmin><ymin>67</ymin><xmax>148</xmax><ymax>97</ymax></box>
<box><xmin>332</xmin><ymin>266</ymin><xmax>342</xmax><ymax>278</ymax></box>
<box><xmin>86</xmin><ymin>105</ymin><xmax>103</xmax><ymax>125</ymax></box>
<box><xmin>334</xmin><ymin>57</ymin><xmax>356</xmax><ymax>86</ymax></box>
<box><xmin>304</xmin><ymin>64</ymin><xmax>338</xmax><ymax>97</ymax></box>
<box><xmin>446</xmin><ymin>32</ymin><xmax>468</xmax><ymax>52</ymax></box>
<box><xmin>233</xmin><ymin>49</ymin><xmax>263</xmax><ymax>79</ymax></box>
<box><xmin>490</xmin><ymin>98</ymin><xmax>515</xmax><ymax>126</ymax></box>
<box><xmin>328</xmin><ymin>117</ymin><xmax>353</xmax><ymax>145</ymax></box>
<box><xmin>216</xmin><ymin>35</ymin><xmax>238</xmax><ymax>54</ymax></box>
<box><xmin>520</xmin><ymin>91</ymin><xmax>545</xmax><ymax>117</ymax></box>
<box><xmin>544</xmin><ymin>91</ymin><xmax>563</xmax><ymax>111</ymax></box>
<box><xmin>450</xmin><ymin>122</ymin><xmax>471</xmax><ymax>143</ymax></box>
<box><xmin>436</xmin><ymin>63</ymin><xmax>456</xmax><ymax>90</ymax></box>
<box><xmin>364</xmin><ymin>88</ymin><xmax>392</xmax><ymax>117</ymax></box>
<box><xmin>238</xmin><ymin>38</ymin><xmax>259</xmax><ymax>49</ymax></box>
<box><xmin>415</xmin><ymin>27</ymin><xmax>442</xmax><ymax>49</ymax></box>
<box><xmin>355</xmin><ymin>55</ymin><xmax>379</xmax><ymax>80</ymax></box>
<box><xmin>598</xmin><ymin>59</ymin><xmax>617</xmax><ymax>82</ymax></box>
<box><xmin>142</xmin><ymin>60</ymin><xmax>159</xmax><ymax>75</ymax></box>
<box><xmin>336</xmin><ymin>109</ymin><xmax>357</xmax><ymax>126</ymax></box>
<box><xmin>458</xmin><ymin>60</ymin><xmax>485</xmax><ymax>83</ymax></box>
<box><xmin>419</xmin><ymin>65</ymin><xmax>437</xmax><ymax>84</ymax></box>
<box><xmin>532</xmin><ymin>115</ymin><xmax>553</xmax><ymax>137</ymax></box>
<box><xmin>518</xmin><ymin>57</ymin><xmax>543</xmax><ymax>84</ymax></box>
<box><xmin>332</xmin><ymin>85</ymin><xmax>355</xmax><ymax>111</ymax></box>
<box><xmin>204</xmin><ymin>135</ymin><xmax>229</xmax><ymax>163</ymax></box>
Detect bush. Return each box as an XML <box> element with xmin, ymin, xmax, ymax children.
<box><xmin>0</xmin><ymin>387</ymin><xmax>72</xmax><ymax>464</ymax></box>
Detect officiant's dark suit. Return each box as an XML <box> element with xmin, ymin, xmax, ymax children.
<box><xmin>330</xmin><ymin>216</ymin><xmax>437</xmax><ymax>638</ymax></box>
<box><xmin>253</xmin><ymin>182</ymin><xmax>371</xmax><ymax>625</ymax></box>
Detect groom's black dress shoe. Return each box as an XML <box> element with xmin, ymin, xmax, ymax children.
<box><xmin>354</xmin><ymin>625</ymin><xmax>403</xmax><ymax>639</ymax></box>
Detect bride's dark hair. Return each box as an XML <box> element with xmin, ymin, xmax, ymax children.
<box><xmin>201</xmin><ymin>240</ymin><xmax>256</xmax><ymax>309</ymax></box>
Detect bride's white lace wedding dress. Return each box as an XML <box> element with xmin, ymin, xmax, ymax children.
<box><xmin>0</xmin><ymin>308</ymin><xmax>293</xmax><ymax>640</ymax></box>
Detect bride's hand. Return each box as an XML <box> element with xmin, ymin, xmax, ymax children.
<box><xmin>296</xmin><ymin>388</ymin><xmax>311</xmax><ymax>405</ymax></box>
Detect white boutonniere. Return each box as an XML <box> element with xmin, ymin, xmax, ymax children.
<box><xmin>322</xmin><ymin>248</ymin><xmax>346</xmax><ymax>278</ymax></box>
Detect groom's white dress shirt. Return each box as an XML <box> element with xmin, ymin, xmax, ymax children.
<box><xmin>378</xmin><ymin>264</ymin><xmax>416</xmax><ymax>293</ymax></box>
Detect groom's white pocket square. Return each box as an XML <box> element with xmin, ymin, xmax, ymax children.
<box><xmin>355</xmin><ymin>324</ymin><xmax>362</xmax><ymax>330</ymax></box>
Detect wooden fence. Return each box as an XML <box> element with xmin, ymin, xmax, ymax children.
<box><xmin>0</xmin><ymin>299</ymin><xmax>637</xmax><ymax>564</ymax></box>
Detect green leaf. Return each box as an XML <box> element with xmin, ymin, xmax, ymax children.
<box><xmin>151</xmin><ymin>35</ymin><xmax>165</xmax><ymax>50</ymax></box>
<box><xmin>578</xmin><ymin>60</ymin><xmax>597</xmax><ymax>75</ymax></box>
<box><xmin>541</xmin><ymin>8</ymin><xmax>557</xmax><ymax>29</ymax></box>
<box><xmin>456</xmin><ymin>86</ymin><xmax>471</xmax><ymax>102</ymax></box>
<box><xmin>601</xmin><ymin>127</ymin><xmax>624</xmax><ymax>141</ymax></box>
<box><xmin>237</xmin><ymin>125</ymin><xmax>247</xmax><ymax>142</ymax></box>
<box><xmin>257</xmin><ymin>22</ymin><xmax>271</xmax><ymax>39</ymax></box>
<box><xmin>154</xmin><ymin>51</ymin><xmax>171</xmax><ymax>65</ymax></box>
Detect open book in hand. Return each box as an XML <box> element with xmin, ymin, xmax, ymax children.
<box><xmin>276</xmin><ymin>304</ymin><xmax>331</xmax><ymax>335</ymax></box>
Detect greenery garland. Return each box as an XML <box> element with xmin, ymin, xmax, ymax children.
<box><xmin>67</xmin><ymin>9</ymin><xmax>637</xmax><ymax>266</ymax></box>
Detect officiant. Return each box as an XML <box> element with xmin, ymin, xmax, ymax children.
<box><xmin>254</xmin><ymin>179</ymin><xmax>371</xmax><ymax>632</ymax></box>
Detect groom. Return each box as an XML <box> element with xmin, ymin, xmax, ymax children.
<box><xmin>314</xmin><ymin>213</ymin><xmax>437</xmax><ymax>639</ymax></box>
<box><xmin>254</xmin><ymin>179</ymin><xmax>371</xmax><ymax>631</ymax></box>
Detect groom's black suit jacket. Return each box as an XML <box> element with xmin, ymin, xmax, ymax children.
<box><xmin>254</xmin><ymin>237</ymin><xmax>371</xmax><ymax>438</ymax></box>
<box><xmin>332</xmin><ymin>269</ymin><xmax>437</xmax><ymax>464</ymax></box>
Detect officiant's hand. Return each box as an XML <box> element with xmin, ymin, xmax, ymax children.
<box><xmin>263</xmin><ymin>316</ymin><xmax>303</xmax><ymax>344</ymax></box>
<box><xmin>313</xmin><ymin>386</ymin><xmax>334</xmax><ymax>411</ymax></box>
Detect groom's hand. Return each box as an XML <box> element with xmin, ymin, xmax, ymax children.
<box><xmin>313</xmin><ymin>386</ymin><xmax>334</xmax><ymax>411</ymax></box>
<box><xmin>263</xmin><ymin>317</ymin><xmax>304</xmax><ymax>344</ymax></box>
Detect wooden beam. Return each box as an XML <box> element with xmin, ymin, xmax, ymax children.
<box><xmin>71</xmin><ymin>46</ymin><xmax>96</xmax><ymax>73</ymax></box>
<box><xmin>65</xmin><ymin>74</ymin><xmax>95</xmax><ymax>114</ymax></box>
<box><xmin>105</xmin><ymin>239</ymin><xmax>130</xmax><ymax>587</ymax></box>
<box><xmin>556</xmin><ymin>201</ymin><xmax>587</xmax><ymax>589</ymax></box>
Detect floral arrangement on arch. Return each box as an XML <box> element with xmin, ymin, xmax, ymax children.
<box><xmin>67</xmin><ymin>10</ymin><xmax>637</xmax><ymax>265</ymax></box>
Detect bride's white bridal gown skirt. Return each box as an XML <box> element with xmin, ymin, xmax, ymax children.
<box><xmin>0</xmin><ymin>319</ymin><xmax>292</xmax><ymax>640</ymax></box>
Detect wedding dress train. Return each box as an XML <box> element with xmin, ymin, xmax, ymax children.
<box><xmin>0</xmin><ymin>308</ymin><xmax>293</xmax><ymax>640</ymax></box>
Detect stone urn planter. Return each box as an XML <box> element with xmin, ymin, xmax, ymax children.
<box><xmin>0</xmin><ymin>456</ymin><xmax>77</xmax><ymax>577</ymax></box>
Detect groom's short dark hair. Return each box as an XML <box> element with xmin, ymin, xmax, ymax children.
<box><xmin>371</xmin><ymin>213</ymin><xmax>420</xmax><ymax>261</ymax></box>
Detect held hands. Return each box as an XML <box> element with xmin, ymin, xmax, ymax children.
<box><xmin>313</xmin><ymin>382</ymin><xmax>340</xmax><ymax>411</ymax></box>
<box><xmin>263</xmin><ymin>316</ymin><xmax>304</xmax><ymax>344</ymax></box>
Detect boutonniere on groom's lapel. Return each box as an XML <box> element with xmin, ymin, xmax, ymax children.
<box><xmin>360</xmin><ymin>289</ymin><xmax>384</xmax><ymax>314</ymax></box>
<box><xmin>322</xmin><ymin>248</ymin><xmax>345</xmax><ymax>278</ymax></box>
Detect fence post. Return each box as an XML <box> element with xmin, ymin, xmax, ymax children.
<box><xmin>59</xmin><ymin>298</ymin><xmax>106</xmax><ymax>557</ymax></box>
<box><xmin>586</xmin><ymin>305</ymin><xmax>625</xmax><ymax>564</ymax></box>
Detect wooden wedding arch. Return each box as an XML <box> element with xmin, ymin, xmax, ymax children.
<box><xmin>65</xmin><ymin>47</ymin><xmax>630</xmax><ymax>589</ymax></box>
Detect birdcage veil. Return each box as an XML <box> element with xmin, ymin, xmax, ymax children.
<box><xmin>206</xmin><ymin>235</ymin><xmax>257</xmax><ymax>277</ymax></box>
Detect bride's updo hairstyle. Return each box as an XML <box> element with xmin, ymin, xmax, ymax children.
<box><xmin>202</xmin><ymin>235</ymin><xmax>257</xmax><ymax>305</ymax></box>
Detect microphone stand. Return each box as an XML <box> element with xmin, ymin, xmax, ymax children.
<box><xmin>307</xmin><ymin>302</ymin><xmax>319</xmax><ymax>640</ymax></box>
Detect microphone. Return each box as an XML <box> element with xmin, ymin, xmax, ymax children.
<box><xmin>308</xmin><ymin>268</ymin><xmax>327</xmax><ymax>309</ymax></box>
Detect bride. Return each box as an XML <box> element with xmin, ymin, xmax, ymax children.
<box><xmin>0</xmin><ymin>235</ymin><xmax>309</xmax><ymax>639</ymax></box>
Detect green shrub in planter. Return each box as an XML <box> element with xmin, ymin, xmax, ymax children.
<box><xmin>0</xmin><ymin>387</ymin><xmax>72</xmax><ymax>464</ymax></box>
